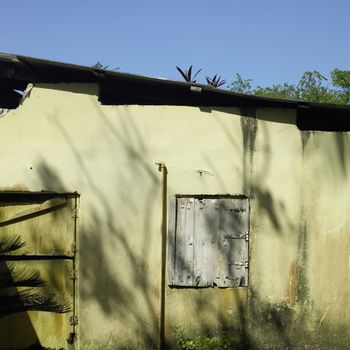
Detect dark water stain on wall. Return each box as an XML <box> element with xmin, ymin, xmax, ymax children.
<box><xmin>298</xmin><ymin>131</ymin><xmax>311</xmax><ymax>307</ymax></box>
<box><xmin>240</xmin><ymin>108</ymin><xmax>257</xmax><ymax>196</ymax></box>
<box><xmin>300</xmin><ymin>131</ymin><xmax>312</xmax><ymax>154</ymax></box>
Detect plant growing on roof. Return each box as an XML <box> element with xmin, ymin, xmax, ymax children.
<box><xmin>176</xmin><ymin>65</ymin><xmax>202</xmax><ymax>83</ymax></box>
<box><xmin>0</xmin><ymin>234</ymin><xmax>70</xmax><ymax>317</ymax></box>
<box><xmin>92</xmin><ymin>61</ymin><xmax>119</xmax><ymax>71</ymax></box>
<box><xmin>206</xmin><ymin>74</ymin><xmax>226</xmax><ymax>88</ymax></box>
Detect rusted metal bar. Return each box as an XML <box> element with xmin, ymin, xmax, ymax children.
<box><xmin>0</xmin><ymin>198</ymin><xmax>67</xmax><ymax>227</ymax></box>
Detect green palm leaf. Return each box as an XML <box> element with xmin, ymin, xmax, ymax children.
<box><xmin>0</xmin><ymin>288</ymin><xmax>71</xmax><ymax>318</ymax></box>
<box><xmin>0</xmin><ymin>234</ymin><xmax>71</xmax><ymax>317</ymax></box>
<box><xmin>0</xmin><ymin>234</ymin><xmax>25</xmax><ymax>255</ymax></box>
<box><xmin>0</xmin><ymin>263</ymin><xmax>46</xmax><ymax>288</ymax></box>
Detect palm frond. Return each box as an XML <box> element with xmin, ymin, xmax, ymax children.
<box><xmin>0</xmin><ymin>234</ymin><xmax>25</xmax><ymax>255</ymax></box>
<box><xmin>0</xmin><ymin>288</ymin><xmax>71</xmax><ymax>318</ymax></box>
<box><xmin>0</xmin><ymin>234</ymin><xmax>71</xmax><ymax>318</ymax></box>
<box><xmin>0</xmin><ymin>263</ymin><xmax>46</xmax><ymax>289</ymax></box>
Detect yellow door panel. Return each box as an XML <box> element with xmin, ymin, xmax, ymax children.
<box><xmin>0</xmin><ymin>193</ymin><xmax>77</xmax><ymax>256</ymax></box>
<box><xmin>0</xmin><ymin>192</ymin><xmax>79</xmax><ymax>349</ymax></box>
<box><xmin>0</xmin><ymin>259</ymin><xmax>74</xmax><ymax>349</ymax></box>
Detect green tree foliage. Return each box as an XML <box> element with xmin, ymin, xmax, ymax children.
<box><xmin>0</xmin><ymin>234</ymin><xmax>70</xmax><ymax>317</ymax></box>
<box><xmin>230</xmin><ymin>69</ymin><xmax>350</xmax><ymax>105</ymax></box>
<box><xmin>229</xmin><ymin>73</ymin><xmax>253</xmax><ymax>94</ymax></box>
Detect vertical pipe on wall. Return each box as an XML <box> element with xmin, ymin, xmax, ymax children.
<box><xmin>156</xmin><ymin>162</ymin><xmax>168</xmax><ymax>350</ymax></box>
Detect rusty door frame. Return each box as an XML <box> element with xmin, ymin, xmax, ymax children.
<box><xmin>0</xmin><ymin>191</ymin><xmax>80</xmax><ymax>349</ymax></box>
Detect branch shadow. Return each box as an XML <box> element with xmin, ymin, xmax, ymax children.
<box><xmin>25</xmin><ymin>99</ymin><xmax>350</xmax><ymax>349</ymax></box>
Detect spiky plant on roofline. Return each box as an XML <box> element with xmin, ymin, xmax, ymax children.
<box><xmin>176</xmin><ymin>65</ymin><xmax>202</xmax><ymax>83</ymax></box>
<box><xmin>91</xmin><ymin>62</ymin><xmax>119</xmax><ymax>71</ymax></box>
<box><xmin>0</xmin><ymin>234</ymin><xmax>70</xmax><ymax>318</ymax></box>
<box><xmin>206</xmin><ymin>74</ymin><xmax>226</xmax><ymax>88</ymax></box>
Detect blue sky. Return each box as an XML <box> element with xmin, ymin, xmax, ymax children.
<box><xmin>2</xmin><ymin>0</ymin><xmax>349</xmax><ymax>88</ymax></box>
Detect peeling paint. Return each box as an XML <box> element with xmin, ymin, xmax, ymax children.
<box><xmin>0</xmin><ymin>108</ymin><xmax>9</xmax><ymax>118</ymax></box>
<box><xmin>20</xmin><ymin>83</ymin><xmax>34</xmax><ymax>105</ymax></box>
<box><xmin>286</xmin><ymin>260</ymin><xmax>300</xmax><ymax>305</ymax></box>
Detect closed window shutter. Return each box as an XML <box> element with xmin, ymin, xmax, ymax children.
<box><xmin>168</xmin><ymin>196</ymin><xmax>249</xmax><ymax>288</ymax></box>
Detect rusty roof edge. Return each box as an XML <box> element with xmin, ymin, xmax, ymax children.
<box><xmin>0</xmin><ymin>52</ymin><xmax>350</xmax><ymax>112</ymax></box>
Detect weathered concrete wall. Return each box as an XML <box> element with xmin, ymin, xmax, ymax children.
<box><xmin>0</xmin><ymin>83</ymin><xmax>349</xmax><ymax>349</ymax></box>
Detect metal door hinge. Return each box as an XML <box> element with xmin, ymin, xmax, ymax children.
<box><xmin>68</xmin><ymin>242</ymin><xmax>77</xmax><ymax>257</ymax></box>
<box><xmin>69</xmin><ymin>316</ymin><xmax>79</xmax><ymax>325</ymax></box>
<box><xmin>70</xmin><ymin>269</ymin><xmax>78</xmax><ymax>280</ymax></box>
<box><xmin>225</xmin><ymin>276</ymin><xmax>240</xmax><ymax>281</ymax></box>
<box><xmin>228</xmin><ymin>261</ymin><xmax>249</xmax><ymax>268</ymax></box>
<box><xmin>72</xmin><ymin>208</ymin><xmax>79</xmax><ymax>218</ymax></box>
<box><xmin>224</xmin><ymin>233</ymin><xmax>244</xmax><ymax>239</ymax></box>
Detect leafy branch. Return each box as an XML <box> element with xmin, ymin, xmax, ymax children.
<box><xmin>230</xmin><ymin>70</ymin><xmax>350</xmax><ymax>105</ymax></box>
<box><xmin>0</xmin><ymin>234</ymin><xmax>25</xmax><ymax>255</ymax></box>
<box><xmin>0</xmin><ymin>234</ymin><xmax>71</xmax><ymax>317</ymax></box>
<box><xmin>0</xmin><ymin>289</ymin><xmax>71</xmax><ymax>317</ymax></box>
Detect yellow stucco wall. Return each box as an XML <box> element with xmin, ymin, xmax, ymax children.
<box><xmin>0</xmin><ymin>83</ymin><xmax>349</xmax><ymax>349</ymax></box>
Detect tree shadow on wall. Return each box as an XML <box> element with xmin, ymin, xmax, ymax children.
<box><xmin>36</xmin><ymin>105</ymin><xmax>299</xmax><ymax>349</ymax></box>
<box><xmin>33</xmin><ymin>103</ymin><xmax>350</xmax><ymax>349</ymax></box>
<box><xmin>37</xmin><ymin>109</ymin><xmax>163</xmax><ymax>348</ymax></box>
